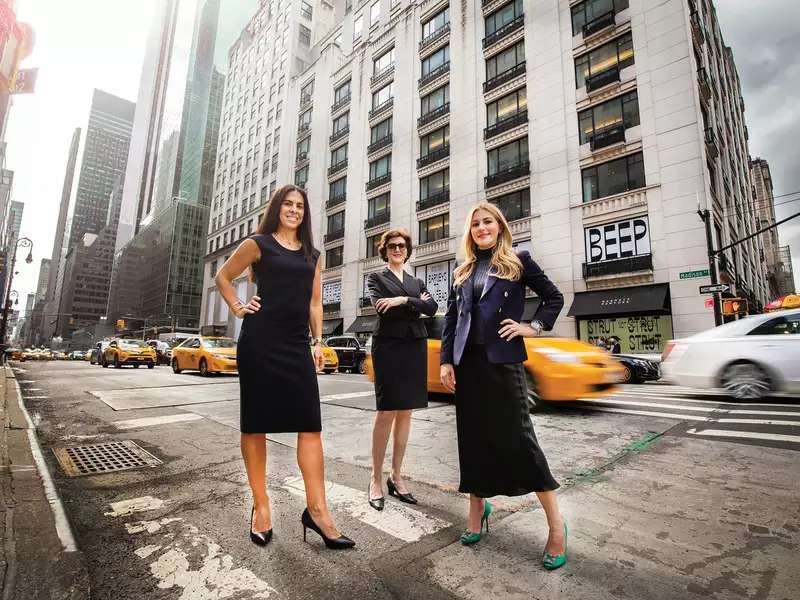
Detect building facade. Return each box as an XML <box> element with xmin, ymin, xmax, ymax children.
<box><xmin>201</xmin><ymin>0</ymin><xmax>768</xmax><ymax>352</ymax></box>
<box><xmin>775</xmin><ymin>245</ymin><xmax>795</xmax><ymax>296</ymax></box>
<box><xmin>749</xmin><ymin>157</ymin><xmax>783</xmax><ymax>299</ymax></box>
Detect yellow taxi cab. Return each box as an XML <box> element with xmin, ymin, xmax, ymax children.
<box><xmin>10</xmin><ymin>349</ymin><xmax>24</xmax><ymax>361</ymax></box>
<box><xmin>319</xmin><ymin>341</ymin><xmax>339</xmax><ymax>374</ymax></box>
<box><xmin>171</xmin><ymin>336</ymin><xmax>237</xmax><ymax>376</ymax></box>
<box><xmin>366</xmin><ymin>316</ymin><xmax>624</xmax><ymax>411</ymax></box>
<box><xmin>103</xmin><ymin>338</ymin><xmax>157</xmax><ymax>369</ymax></box>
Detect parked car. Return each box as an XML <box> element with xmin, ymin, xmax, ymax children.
<box><xmin>611</xmin><ymin>354</ymin><xmax>661</xmax><ymax>384</ymax></box>
<box><xmin>103</xmin><ymin>339</ymin><xmax>157</xmax><ymax>369</ymax></box>
<box><xmin>318</xmin><ymin>340</ymin><xmax>339</xmax><ymax>374</ymax></box>
<box><xmin>171</xmin><ymin>336</ymin><xmax>237</xmax><ymax>376</ymax></box>
<box><xmin>661</xmin><ymin>308</ymin><xmax>800</xmax><ymax>399</ymax></box>
<box><xmin>365</xmin><ymin>316</ymin><xmax>625</xmax><ymax>411</ymax></box>
<box><xmin>68</xmin><ymin>350</ymin><xmax>87</xmax><ymax>360</ymax></box>
<box><xmin>10</xmin><ymin>349</ymin><xmax>23</xmax><ymax>361</ymax></box>
<box><xmin>324</xmin><ymin>335</ymin><xmax>369</xmax><ymax>374</ymax></box>
<box><xmin>91</xmin><ymin>340</ymin><xmax>112</xmax><ymax>365</ymax></box>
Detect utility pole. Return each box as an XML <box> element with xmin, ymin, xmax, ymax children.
<box><xmin>697</xmin><ymin>208</ymin><xmax>723</xmax><ymax>326</ymax></box>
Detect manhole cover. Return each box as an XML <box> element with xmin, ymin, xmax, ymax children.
<box><xmin>53</xmin><ymin>441</ymin><xmax>162</xmax><ymax>477</ymax></box>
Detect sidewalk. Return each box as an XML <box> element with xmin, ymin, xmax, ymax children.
<box><xmin>1</xmin><ymin>365</ymin><xmax>89</xmax><ymax>599</ymax></box>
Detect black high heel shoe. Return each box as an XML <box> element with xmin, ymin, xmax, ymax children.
<box><xmin>249</xmin><ymin>506</ymin><xmax>273</xmax><ymax>546</ymax></box>
<box><xmin>387</xmin><ymin>477</ymin><xmax>418</xmax><ymax>505</ymax></box>
<box><xmin>301</xmin><ymin>508</ymin><xmax>355</xmax><ymax>549</ymax></box>
<box><xmin>368</xmin><ymin>482</ymin><xmax>385</xmax><ymax>511</ymax></box>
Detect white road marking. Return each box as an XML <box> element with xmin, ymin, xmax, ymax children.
<box><xmin>105</xmin><ymin>496</ymin><xmax>165</xmax><ymax>517</ymax></box>
<box><xmin>606</xmin><ymin>391</ymin><xmax>800</xmax><ymax>408</ymax></box>
<box><xmin>686</xmin><ymin>428</ymin><xmax>800</xmax><ymax>444</ymax></box>
<box><xmin>282</xmin><ymin>476</ymin><xmax>450</xmax><ymax>542</ymax></box>
<box><xmin>320</xmin><ymin>391</ymin><xmax>375</xmax><ymax>402</ymax></box>
<box><xmin>573</xmin><ymin>398</ymin><xmax>714</xmax><ymax>413</ymax></box>
<box><xmin>572</xmin><ymin>405</ymin><xmax>708</xmax><ymax>421</ymax></box>
<box><xmin>715</xmin><ymin>418</ymin><xmax>800</xmax><ymax>427</ymax></box>
<box><xmin>24</xmin><ymin>387</ymin><xmax>43</xmax><ymax>391</ymax></box>
<box><xmin>113</xmin><ymin>414</ymin><xmax>204</xmax><ymax>430</ymax></box>
<box><xmin>24</xmin><ymin>395</ymin><xmax>50</xmax><ymax>399</ymax></box>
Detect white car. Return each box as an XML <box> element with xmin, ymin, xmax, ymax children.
<box><xmin>660</xmin><ymin>308</ymin><xmax>800</xmax><ymax>399</ymax></box>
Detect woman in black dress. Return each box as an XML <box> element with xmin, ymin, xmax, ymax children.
<box><xmin>215</xmin><ymin>185</ymin><xmax>354</xmax><ymax>550</ymax></box>
<box><xmin>366</xmin><ymin>229</ymin><xmax>437</xmax><ymax>510</ymax></box>
<box><xmin>439</xmin><ymin>202</ymin><xmax>568</xmax><ymax>569</ymax></box>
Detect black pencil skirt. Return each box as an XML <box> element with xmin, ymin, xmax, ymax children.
<box><xmin>372</xmin><ymin>335</ymin><xmax>428</xmax><ymax>411</ymax></box>
<box><xmin>454</xmin><ymin>343</ymin><xmax>559</xmax><ymax>497</ymax></box>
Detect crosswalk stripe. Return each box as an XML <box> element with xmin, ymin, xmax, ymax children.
<box><xmin>686</xmin><ymin>428</ymin><xmax>800</xmax><ymax>444</ymax></box>
<box><xmin>573</xmin><ymin>405</ymin><xmax>707</xmax><ymax>421</ymax></box>
<box><xmin>715</xmin><ymin>418</ymin><xmax>800</xmax><ymax>427</ymax></box>
<box><xmin>609</xmin><ymin>391</ymin><xmax>800</xmax><ymax>408</ymax></box>
<box><xmin>320</xmin><ymin>391</ymin><xmax>374</xmax><ymax>402</ymax></box>
<box><xmin>113</xmin><ymin>414</ymin><xmax>205</xmax><ymax>430</ymax></box>
<box><xmin>281</xmin><ymin>476</ymin><xmax>450</xmax><ymax>542</ymax></box>
<box><xmin>572</xmin><ymin>398</ymin><xmax>714</xmax><ymax>413</ymax></box>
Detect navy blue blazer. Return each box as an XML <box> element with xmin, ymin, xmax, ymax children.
<box><xmin>440</xmin><ymin>250</ymin><xmax>564</xmax><ymax>366</ymax></box>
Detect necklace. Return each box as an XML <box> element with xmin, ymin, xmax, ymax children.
<box><xmin>273</xmin><ymin>232</ymin><xmax>300</xmax><ymax>249</ymax></box>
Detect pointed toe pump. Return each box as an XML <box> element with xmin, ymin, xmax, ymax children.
<box><xmin>301</xmin><ymin>508</ymin><xmax>355</xmax><ymax>549</ymax></box>
<box><xmin>460</xmin><ymin>500</ymin><xmax>491</xmax><ymax>546</ymax></box>
<box><xmin>368</xmin><ymin>484</ymin><xmax>385</xmax><ymax>511</ymax></box>
<box><xmin>387</xmin><ymin>477</ymin><xmax>418</xmax><ymax>505</ymax></box>
<box><xmin>543</xmin><ymin>523</ymin><xmax>568</xmax><ymax>570</ymax></box>
<box><xmin>249</xmin><ymin>506</ymin><xmax>273</xmax><ymax>547</ymax></box>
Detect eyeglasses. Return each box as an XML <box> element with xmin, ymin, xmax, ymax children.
<box><xmin>387</xmin><ymin>243</ymin><xmax>406</xmax><ymax>251</ymax></box>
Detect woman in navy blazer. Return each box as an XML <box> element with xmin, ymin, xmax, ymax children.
<box><xmin>440</xmin><ymin>202</ymin><xmax>568</xmax><ymax>570</ymax></box>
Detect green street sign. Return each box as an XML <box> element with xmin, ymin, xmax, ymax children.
<box><xmin>679</xmin><ymin>269</ymin><xmax>709</xmax><ymax>280</ymax></box>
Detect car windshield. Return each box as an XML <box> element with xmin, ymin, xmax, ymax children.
<box><xmin>203</xmin><ymin>338</ymin><xmax>236</xmax><ymax>348</ymax></box>
<box><xmin>120</xmin><ymin>340</ymin><xmax>149</xmax><ymax>349</ymax></box>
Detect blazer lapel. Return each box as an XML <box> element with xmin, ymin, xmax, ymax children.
<box><xmin>383</xmin><ymin>268</ymin><xmax>412</xmax><ymax>296</ymax></box>
<box><xmin>480</xmin><ymin>270</ymin><xmax>498</xmax><ymax>300</ymax></box>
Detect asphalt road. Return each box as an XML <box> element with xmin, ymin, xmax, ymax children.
<box><xmin>14</xmin><ymin>361</ymin><xmax>800</xmax><ymax>600</ymax></box>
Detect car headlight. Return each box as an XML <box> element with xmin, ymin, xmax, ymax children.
<box><xmin>532</xmin><ymin>347</ymin><xmax>581</xmax><ymax>364</ymax></box>
<box><xmin>212</xmin><ymin>353</ymin><xmax>232</xmax><ymax>360</ymax></box>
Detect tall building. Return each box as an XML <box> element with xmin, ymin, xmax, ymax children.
<box><xmin>108</xmin><ymin>0</ymin><xmax>258</xmax><ymax>330</ymax></box>
<box><xmin>201</xmin><ymin>0</ymin><xmax>768</xmax><ymax>350</ymax></box>
<box><xmin>1</xmin><ymin>198</ymin><xmax>23</xmax><ymax>298</ymax></box>
<box><xmin>67</xmin><ymin>90</ymin><xmax>135</xmax><ymax>250</ymax></box>
<box><xmin>34</xmin><ymin>258</ymin><xmax>49</xmax><ymax>300</ymax></box>
<box><xmin>775</xmin><ymin>245</ymin><xmax>795</xmax><ymax>296</ymax></box>
<box><xmin>749</xmin><ymin>157</ymin><xmax>781</xmax><ymax>298</ymax></box>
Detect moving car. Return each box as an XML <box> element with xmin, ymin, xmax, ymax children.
<box><xmin>103</xmin><ymin>339</ymin><xmax>157</xmax><ymax>369</ymax></box>
<box><xmin>91</xmin><ymin>340</ymin><xmax>112</xmax><ymax>365</ymax></box>
<box><xmin>325</xmin><ymin>335</ymin><xmax>368</xmax><ymax>374</ymax></box>
<box><xmin>661</xmin><ymin>308</ymin><xmax>800</xmax><ymax>399</ymax></box>
<box><xmin>365</xmin><ymin>316</ymin><xmax>625</xmax><ymax>411</ymax></box>
<box><xmin>319</xmin><ymin>341</ymin><xmax>339</xmax><ymax>374</ymax></box>
<box><xmin>611</xmin><ymin>354</ymin><xmax>661</xmax><ymax>384</ymax></box>
<box><xmin>171</xmin><ymin>336</ymin><xmax>238</xmax><ymax>376</ymax></box>
<box><xmin>68</xmin><ymin>350</ymin><xmax>87</xmax><ymax>360</ymax></box>
<box><xmin>147</xmin><ymin>339</ymin><xmax>173</xmax><ymax>365</ymax></box>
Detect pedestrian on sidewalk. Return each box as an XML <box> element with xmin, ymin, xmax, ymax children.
<box><xmin>366</xmin><ymin>228</ymin><xmax>438</xmax><ymax>511</ymax></box>
<box><xmin>439</xmin><ymin>202</ymin><xmax>569</xmax><ymax>569</ymax></box>
<box><xmin>215</xmin><ymin>184</ymin><xmax>355</xmax><ymax>550</ymax></box>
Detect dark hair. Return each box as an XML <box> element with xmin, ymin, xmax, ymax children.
<box><xmin>256</xmin><ymin>184</ymin><xmax>317</xmax><ymax>264</ymax></box>
<box><xmin>378</xmin><ymin>228</ymin><xmax>413</xmax><ymax>263</ymax></box>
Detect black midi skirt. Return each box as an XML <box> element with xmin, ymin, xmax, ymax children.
<box><xmin>372</xmin><ymin>335</ymin><xmax>428</xmax><ymax>411</ymax></box>
<box><xmin>454</xmin><ymin>343</ymin><xmax>559</xmax><ymax>497</ymax></box>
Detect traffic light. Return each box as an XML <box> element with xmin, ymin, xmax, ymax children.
<box><xmin>116</xmin><ymin>319</ymin><xmax>125</xmax><ymax>330</ymax></box>
<box><xmin>722</xmin><ymin>298</ymin><xmax>747</xmax><ymax>316</ymax></box>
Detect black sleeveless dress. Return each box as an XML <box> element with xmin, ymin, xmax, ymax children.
<box><xmin>237</xmin><ymin>234</ymin><xmax>321</xmax><ymax>433</ymax></box>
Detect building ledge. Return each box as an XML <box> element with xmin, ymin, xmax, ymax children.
<box><xmin>576</xmin><ymin>185</ymin><xmax>657</xmax><ymax>226</ymax></box>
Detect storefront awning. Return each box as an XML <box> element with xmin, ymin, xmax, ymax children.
<box><xmin>345</xmin><ymin>315</ymin><xmax>379</xmax><ymax>334</ymax></box>
<box><xmin>322</xmin><ymin>319</ymin><xmax>343</xmax><ymax>335</ymax></box>
<box><xmin>568</xmin><ymin>283</ymin><xmax>671</xmax><ymax>318</ymax></box>
<box><xmin>521</xmin><ymin>297</ymin><xmax>542</xmax><ymax>322</ymax></box>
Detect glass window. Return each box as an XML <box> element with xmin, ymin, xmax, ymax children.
<box><xmin>581</xmin><ymin>152</ymin><xmax>645</xmax><ymax>202</ymax></box>
<box><xmin>301</xmin><ymin>79</ymin><xmax>314</xmax><ymax>98</ymax></box>
<box><xmin>487</xmin><ymin>137</ymin><xmax>529</xmax><ymax>175</ymax></box>
<box><xmin>295</xmin><ymin>165</ymin><xmax>308</xmax><ymax>187</ymax></box>
<box><xmin>374</xmin><ymin>47</ymin><xmax>394</xmax><ymax>74</ymax></box>
<box><xmin>369</xmin><ymin>155</ymin><xmax>392</xmax><ymax>180</ymax></box>
<box><xmin>421</xmin><ymin>125</ymin><xmax>449</xmax><ymax>156</ymax></box>
<box><xmin>487</xmin><ymin>87</ymin><xmax>527</xmax><ymax>126</ymax></box>
<box><xmin>370</xmin><ymin>1</ymin><xmax>381</xmax><ymax>26</ymax></box>
<box><xmin>296</xmin><ymin>137</ymin><xmax>310</xmax><ymax>156</ymax></box>
<box><xmin>327</xmin><ymin>211</ymin><xmax>345</xmax><ymax>232</ymax></box>
<box><xmin>333</xmin><ymin>111</ymin><xmax>349</xmax><ymax>134</ymax></box>
<box><xmin>329</xmin><ymin>177</ymin><xmax>347</xmax><ymax>199</ymax></box>
<box><xmin>748</xmin><ymin>315</ymin><xmax>800</xmax><ymax>336</ymax></box>
<box><xmin>421</xmin><ymin>85</ymin><xmax>449</xmax><ymax>115</ymax></box>
<box><xmin>574</xmin><ymin>33</ymin><xmax>634</xmax><ymax>88</ymax></box>
<box><xmin>491</xmin><ymin>188</ymin><xmax>530</xmax><ymax>221</ymax></box>
<box><xmin>330</xmin><ymin>144</ymin><xmax>348</xmax><ymax>166</ymax></box>
<box><xmin>371</xmin><ymin>117</ymin><xmax>393</xmax><ymax>142</ymax></box>
<box><xmin>353</xmin><ymin>14</ymin><xmax>363</xmax><ymax>39</ymax></box>
<box><xmin>420</xmin><ymin>169</ymin><xmax>449</xmax><ymax>200</ymax></box>
<box><xmin>571</xmin><ymin>0</ymin><xmax>628</xmax><ymax>34</ymax></box>
<box><xmin>485</xmin><ymin>0</ymin><xmax>523</xmax><ymax>36</ymax></box>
<box><xmin>486</xmin><ymin>41</ymin><xmax>525</xmax><ymax>80</ymax></box>
<box><xmin>372</xmin><ymin>82</ymin><xmax>394</xmax><ymax>108</ymax></box>
<box><xmin>368</xmin><ymin>193</ymin><xmax>390</xmax><ymax>218</ymax></box>
<box><xmin>301</xmin><ymin>1</ymin><xmax>313</xmax><ymax>19</ymax></box>
<box><xmin>326</xmin><ymin>246</ymin><xmax>344</xmax><ymax>267</ymax></box>
<box><xmin>422</xmin><ymin>45</ymin><xmax>449</xmax><ymax>76</ymax></box>
<box><xmin>422</xmin><ymin>7</ymin><xmax>450</xmax><ymax>39</ymax></box>
<box><xmin>419</xmin><ymin>213</ymin><xmax>450</xmax><ymax>244</ymax></box>
<box><xmin>334</xmin><ymin>80</ymin><xmax>351</xmax><ymax>103</ymax></box>
<box><xmin>299</xmin><ymin>25</ymin><xmax>311</xmax><ymax>47</ymax></box>
<box><xmin>578</xmin><ymin>91</ymin><xmax>639</xmax><ymax>144</ymax></box>
<box><xmin>367</xmin><ymin>233</ymin><xmax>382</xmax><ymax>258</ymax></box>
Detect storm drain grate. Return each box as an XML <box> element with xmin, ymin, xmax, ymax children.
<box><xmin>53</xmin><ymin>440</ymin><xmax>162</xmax><ymax>477</ymax></box>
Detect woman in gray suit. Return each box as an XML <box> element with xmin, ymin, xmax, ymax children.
<box><xmin>366</xmin><ymin>228</ymin><xmax>437</xmax><ymax>510</ymax></box>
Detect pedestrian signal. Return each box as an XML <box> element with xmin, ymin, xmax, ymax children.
<box><xmin>116</xmin><ymin>319</ymin><xmax>125</xmax><ymax>330</ymax></box>
<box><xmin>722</xmin><ymin>298</ymin><xmax>747</xmax><ymax>316</ymax></box>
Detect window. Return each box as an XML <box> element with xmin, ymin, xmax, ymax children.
<box><xmin>210</xmin><ymin>260</ymin><xmax>218</xmax><ymax>277</ymax></box>
<box><xmin>373</xmin><ymin>47</ymin><xmax>394</xmax><ymax>75</ymax></box>
<box><xmin>296</xmin><ymin>136</ymin><xmax>310</xmax><ymax>158</ymax></box>
<box><xmin>333</xmin><ymin>112</ymin><xmax>349</xmax><ymax>134</ymax></box>
<box><xmin>298</xmin><ymin>108</ymin><xmax>312</xmax><ymax>130</ymax></box>
<box><xmin>419</xmin><ymin>213</ymin><xmax>449</xmax><ymax>244</ymax></box>
<box><xmin>326</xmin><ymin>246</ymin><xmax>344</xmax><ymax>268</ymax></box>
<box><xmin>370</xmin><ymin>1</ymin><xmax>380</xmax><ymax>26</ymax></box>
<box><xmin>368</xmin><ymin>192</ymin><xmax>390</xmax><ymax>218</ymax></box>
<box><xmin>421</xmin><ymin>125</ymin><xmax>449</xmax><ymax>157</ymax></box>
<box><xmin>239</xmin><ymin>224</ymin><xmax>245</xmax><ymax>239</ymax></box>
<box><xmin>369</xmin><ymin>155</ymin><xmax>392</xmax><ymax>180</ymax></box>
<box><xmin>748</xmin><ymin>315</ymin><xmax>800</xmax><ymax>336</ymax></box>
<box><xmin>295</xmin><ymin>165</ymin><xmax>309</xmax><ymax>187</ymax></box>
<box><xmin>486</xmin><ymin>87</ymin><xmax>527</xmax><ymax>126</ymax></box>
<box><xmin>491</xmin><ymin>188</ymin><xmax>530</xmax><ymax>221</ymax></box>
<box><xmin>330</xmin><ymin>144</ymin><xmax>348</xmax><ymax>167</ymax></box>
<box><xmin>372</xmin><ymin>82</ymin><xmax>393</xmax><ymax>108</ymax></box>
<box><xmin>581</xmin><ymin>152</ymin><xmax>645</xmax><ymax>202</ymax></box>
<box><xmin>571</xmin><ymin>0</ymin><xmax>629</xmax><ymax>35</ymax></box>
<box><xmin>421</xmin><ymin>85</ymin><xmax>449</xmax><ymax>115</ymax></box>
<box><xmin>485</xmin><ymin>0</ymin><xmax>523</xmax><ymax>36</ymax></box>
<box><xmin>301</xmin><ymin>0</ymin><xmax>313</xmax><ymax>19</ymax></box>
<box><xmin>488</xmin><ymin>137</ymin><xmax>528</xmax><ymax>175</ymax></box>
<box><xmin>247</xmin><ymin>219</ymin><xmax>254</xmax><ymax>234</ymax></box>
<box><xmin>423</xmin><ymin>7</ymin><xmax>449</xmax><ymax>39</ymax></box>
<box><xmin>329</xmin><ymin>177</ymin><xmax>347</xmax><ymax>199</ymax></box>
<box><xmin>578</xmin><ymin>91</ymin><xmax>639</xmax><ymax>144</ymax></box>
<box><xmin>370</xmin><ymin>117</ymin><xmax>392</xmax><ymax>143</ymax></box>
<box><xmin>334</xmin><ymin>80</ymin><xmax>351</xmax><ymax>104</ymax></box>
<box><xmin>574</xmin><ymin>33</ymin><xmax>633</xmax><ymax>89</ymax></box>
<box><xmin>422</xmin><ymin>45</ymin><xmax>449</xmax><ymax>76</ymax></box>
<box><xmin>353</xmin><ymin>14</ymin><xmax>363</xmax><ymax>40</ymax></box>
<box><xmin>299</xmin><ymin>25</ymin><xmax>311</xmax><ymax>47</ymax></box>
<box><xmin>420</xmin><ymin>169</ymin><xmax>449</xmax><ymax>200</ymax></box>
<box><xmin>300</xmin><ymin>79</ymin><xmax>314</xmax><ymax>99</ymax></box>
<box><xmin>486</xmin><ymin>40</ymin><xmax>524</xmax><ymax>80</ymax></box>
<box><xmin>367</xmin><ymin>233</ymin><xmax>382</xmax><ymax>258</ymax></box>
<box><xmin>327</xmin><ymin>211</ymin><xmax>345</xmax><ymax>233</ymax></box>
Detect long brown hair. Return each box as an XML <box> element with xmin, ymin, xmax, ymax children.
<box><xmin>256</xmin><ymin>184</ymin><xmax>317</xmax><ymax>264</ymax></box>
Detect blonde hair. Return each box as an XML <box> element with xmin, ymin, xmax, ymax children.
<box><xmin>452</xmin><ymin>202</ymin><xmax>522</xmax><ymax>287</ymax></box>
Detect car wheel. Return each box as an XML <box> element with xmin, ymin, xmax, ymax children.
<box><xmin>721</xmin><ymin>362</ymin><xmax>770</xmax><ymax>400</ymax></box>
<box><xmin>147</xmin><ymin>363</ymin><xmax>155</xmax><ymax>369</ymax></box>
<box><xmin>524</xmin><ymin>370</ymin><xmax>548</xmax><ymax>413</ymax></box>
<box><xmin>172</xmin><ymin>358</ymin><xmax>182</xmax><ymax>374</ymax></box>
<box><xmin>357</xmin><ymin>359</ymin><xmax>366</xmax><ymax>375</ymax></box>
<box><xmin>199</xmin><ymin>358</ymin><xmax>210</xmax><ymax>377</ymax></box>
<box><xmin>133</xmin><ymin>364</ymin><xmax>140</xmax><ymax>369</ymax></box>
<box><xmin>621</xmin><ymin>365</ymin><xmax>633</xmax><ymax>383</ymax></box>
<box><xmin>114</xmin><ymin>356</ymin><xmax>122</xmax><ymax>369</ymax></box>
<box><xmin>102</xmin><ymin>358</ymin><xmax>108</xmax><ymax>368</ymax></box>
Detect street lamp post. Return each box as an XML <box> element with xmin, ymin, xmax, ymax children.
<box><xmin>0</xmin><ymin>237</ymin><xmax>33</xmax><ymax>351</ymax></box>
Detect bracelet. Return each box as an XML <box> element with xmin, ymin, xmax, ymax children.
<box><xmin>233</xmin><ymin>299</ymin><xmax>244</xmax><ymax>308</ymax></box>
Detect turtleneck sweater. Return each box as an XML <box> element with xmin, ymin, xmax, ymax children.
<box><xmin>467</xmin><ymin>247</ymin><xmax>494</xmax><ymax>345</ymax></box>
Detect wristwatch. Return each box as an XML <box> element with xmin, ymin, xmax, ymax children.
<box><xmin>530</xmin><ymin>320</ymin><xmax>544</xmax><ymax>333</ymax></box>
<box><xmin>310</xmin><ymin>337</ymin><xmax>322</xmax><ymax>345</ymax></box>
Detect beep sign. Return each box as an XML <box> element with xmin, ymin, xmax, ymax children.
<box><xmin>584</xmin><ymin>217</ymin><xmax>650</xmax><ymax>263</ymax></box>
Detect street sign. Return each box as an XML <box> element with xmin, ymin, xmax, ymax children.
<box><xmin>680</xmin><ymin>269</ymin><xmax>710</xmax><ymax>280</ymax></box>
<box><xmin>699</xmin><ymin>284</ymin><xmax>730</xmax><ymax>294</ymax></box>
<box><xmin>704</xmin><ymin>298</ymin><xmax>714</xmax><ymax>309</ymax></box>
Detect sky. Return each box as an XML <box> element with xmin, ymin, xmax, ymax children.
<box><xmin>3</xmin><ymin>0</ymin><xmax>799</xmax><ymax>317</ymax></box>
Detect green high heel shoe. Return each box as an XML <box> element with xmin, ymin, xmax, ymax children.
<box><xmin>460</xmin><ymin>500</ymin><xmax>491</xmax><ymax>545</ymax></box>
<box><xmin>543</xmin><ymin>522</ymin><xmax>568</xmax><ymax>570</ymax></box>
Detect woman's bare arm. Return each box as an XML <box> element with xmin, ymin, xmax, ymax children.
<box><xmin>214</xmin><ymin>239</ymin><xmax>261</xmax><ymax>316</ymax></box>
<box><xmin>309</xmin><ymin>257</ymin><xmax>323</xmax><ymax>339</ymax></box>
